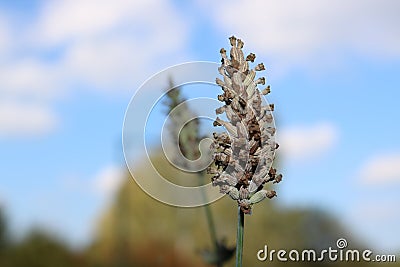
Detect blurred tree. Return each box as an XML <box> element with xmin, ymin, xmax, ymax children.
<box><xmin>1</xmin><ymin>229</ymin><xmax>85</xmax><ymax>267</ymax></box>
<box><xmin>0</xmin><ymin>207</ymin><xmax>10</xmax><ymax>267</ymax></box>
<box><xmin>86</xmin><ymin>162</ymin><xmax>207</xmax><ymax>267</ymax></box>
<box><xmin>87</xmin><ymin>154</ymin><xmax>398</xmax><ymax>267</ymax></box>
<box><xmin>0</xmin><ymin>207</ymin><xmax>8</xmax><ymax>251</ymax></box>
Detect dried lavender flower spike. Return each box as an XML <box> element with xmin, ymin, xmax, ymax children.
<box><xmin>208</xmin><ymin>36</ymin><xmax>282</xmax><ymax>215</ymax></box>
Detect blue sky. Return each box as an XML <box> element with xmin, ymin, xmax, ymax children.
<box><xmin>0</xmin><ymin>0</ymin><xmax>399</xmax><ymax>252</ymax></box>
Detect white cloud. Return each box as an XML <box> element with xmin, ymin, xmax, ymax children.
<box><xmin>1</xmin><ymin>0</ymin><xmax>189</xmax><ymax>96</ymax></box>
<box><xmin>358</xmin><ymin>154</ymin><xmax>400</xmax><ymax>185</ymax></box>
<box><xmin>34</xmin><ymin>0</ymin><xmax>150</xmax><ymax>45</ymax></box>
<box><xmin>278</xmin><ymin>122</ymin><xmax>338</xmax><ymax>161</ymax></box>
<box><xmin>92</xmin><ymin>165</ymin><xmax>126</xmax><ymax>197</ymax></box>
<box><xmin>31</xmin><ymin>0</ymin><xmax>189</xmax><ymax>91</ymax></box>
<box><xmin>199</xmin><ymin>0</ymin><xmax>400</xmax><ymax>72</ymax></box>
<box><xmin>0</xmin><ymin>15</ymin><xmax>11</xmax><ymax>56</ymax></box>
<box><xmin>61</xmin><ymin>33</ymin><xmax>185</xmax><ymax>91</ymax></box>
<box><xmin>0</xmin><ymin>0</ymin><xmax>190</xmax><ymax>138</ymax></box>
<box><xmin>0</xmin><ymin>59</ymin><xmax>61</xmax><ymax>100</ymax></box>
<box><xmin>0</xmin><ymin>101</ymin><xmax>58</xmax><ymax>138</ymax></box>
<box><xmin>61</xmin><ymin>165</ymin><xmax>126</xmax><ymax>197</ymax></box>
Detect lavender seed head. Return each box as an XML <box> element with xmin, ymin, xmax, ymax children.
<box><xmin>207</xmin><ymin>36</ymin><xmax>282</xmax><ymax>214</ymax></box>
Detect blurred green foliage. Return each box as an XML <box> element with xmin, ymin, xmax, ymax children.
<box><xmin>0</xmin><ymin>215</ymin><xmax>86</xmax><ymax>267</ymax></box>
<box><xmin>0</xmin><ymin>208</ymin><xmax>8</xmax><ymax>251</ymax></box>
<box><xmin>86</xmin><ymin>154</ymin><xmax>400</xmax><ymax>267</ymax></box>
<box><xmin>0</xmin><ymin>164</ymin><xmax>399</xmax><ymax>267</ymax></box>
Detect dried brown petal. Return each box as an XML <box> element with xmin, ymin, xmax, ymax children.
<box><xmin>246</xmin><ymin>53</ymin><xmax>256</xmax><ymax>62</ymax></box>
<box><xmin>229</xmin><ymin>36</ymin><xmax>237</xmax><ymax>46</ymax></box>
<box><xmin>239</xmin><ymin>200</ymin><xmax>252</xmax><ymax>214</ymax></box>
<box><xmin>261</xmin><ymin>85</ymin><xmax>271</xmax><ymax>95</ymax></box>
<box><xmin>273</xmin><ymin>174</ymin><xmax>283</xmax><ymax>184</ymax></box>
<box><xmin>255</xmin><ymin>63</ymin><xmax>265</xmax><ymax>71</ymax></box>
<box><xmin>237</xmin><ymin>39</ymin><xmax>244</xmax><ymax>48</ymax></box>
<box><xmin>255</xmin><ymin>77</ymin><xmax>265</xmax><ymax>85</ymax></box>
<box><xmin>266</xmin><ymin>190</ymin><xmax>277</xmax><ymax>199</ymax></box>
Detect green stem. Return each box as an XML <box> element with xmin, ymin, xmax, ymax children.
<box><xmin>204</xmin><ymin>202</ymin><xmax>219</xmax><ymax>250</ymax></box>
<box><xmin>235</xmin><ymin>207</ymin><xmax>244</xmax><ymax>267</ymax></box>
<box><xmin>199</xmin><ymin>173</ymin><xmax>222</xmax><ymax>267</ymax></box>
